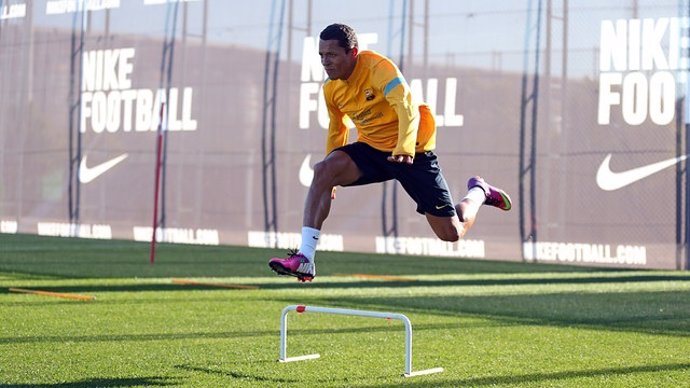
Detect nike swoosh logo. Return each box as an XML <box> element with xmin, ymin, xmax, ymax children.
<box><xmin>299</xmin><ymin>154</ymin><xmax>314</xmax><ymax>187</ymax></box>
<box><xmin>79</xmin><ymin>153</ymin><xmax>128</xmax><ymax>184</ymax></box>
<box><xmin>596</xmin><ymin>153</ymin><xmax>687</xmax><ymax>191</ymax></box>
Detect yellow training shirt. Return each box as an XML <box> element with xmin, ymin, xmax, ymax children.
<box><xmin>323</xmin><ymin>50</ymin><xmax>436</xmax><ymax>157</ymax></box>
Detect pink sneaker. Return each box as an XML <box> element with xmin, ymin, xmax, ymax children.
<box><xmin>268</xmin><ymin>250</ymin><xmax>316</xmax><ymax>282</ymax></box>
<box><xmin>467</xmin><ymin>176</ymin><xmax>512</xmax><ymax>211</ymax></box>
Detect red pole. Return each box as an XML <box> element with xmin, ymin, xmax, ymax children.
<box><xmin>150</xmin><ymin>102</ymin><xmax>166</xmax><ymax>265</ymax></box>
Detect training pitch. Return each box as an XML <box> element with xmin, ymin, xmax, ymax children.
<box><xmin>1</xmin><ymin>234</ymin><xmax>689</xmax><ymax>387</ymax></box>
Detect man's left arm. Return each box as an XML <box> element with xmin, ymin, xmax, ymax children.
<box><xmin>377</xmin><ymin>66</ymin><xmax>419</xmax><ymax>159</ymax></box>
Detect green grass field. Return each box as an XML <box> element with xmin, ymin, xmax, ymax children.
<box><xmin>1</xmin><ymin>234</ymin><xmax>689</xmax><ymax>387</ymax></box>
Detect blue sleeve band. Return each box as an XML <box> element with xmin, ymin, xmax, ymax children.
<box><xmin>383</xmin><ymin>77</ymin><xmax>403</xmax><ymax>96</ymax></box>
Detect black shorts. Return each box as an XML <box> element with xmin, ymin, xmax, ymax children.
<box><xmin>336</xmin><ymin>142</ymin><xmax>456</xmax><ymax>217</ymax></box>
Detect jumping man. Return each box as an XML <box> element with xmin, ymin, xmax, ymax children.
<box><xmin>269</xmin><ymin>23</ymin><xmax>511</xmax><ymax>281</ymax></box>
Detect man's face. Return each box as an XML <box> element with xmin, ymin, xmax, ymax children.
<box><xmin>319</xmin><ymin>39</ymin><xmax>357</xmax><ymax>80</ymax></box>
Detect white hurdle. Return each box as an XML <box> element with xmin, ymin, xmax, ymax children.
<box><xmin>279</xmin><ymin>305</ymin><xmax>444</xmax><ymax>378</ymax></box>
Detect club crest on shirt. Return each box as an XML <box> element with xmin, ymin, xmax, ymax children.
<box><xmin>364</xmin><ymin>88</ymin><xmax>375</xmax><ymax>101</ymax></box>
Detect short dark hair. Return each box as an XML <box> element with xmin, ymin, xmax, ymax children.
<box><xmin>319</xmin><ymin>23</ymin><xmax>358</xmax><ymax>51</ymax></box>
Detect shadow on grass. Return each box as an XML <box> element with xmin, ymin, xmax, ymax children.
<box><xmin>0</xmin><ymin>320</ymin><xmax>504</xmax><ymax>345</ymax></box>
<box><xmin>0</xmin><ymin>283</ymin><xmax>258</xmax><ymax>294</ymax></box>
<box><xmin>0</xmin><ymin>376</ymin><xmax>178</xmax><ymax>387</ymax></box>
<box><xmin>303</xmin><ymin>289</ymin><xmax>690</xmax><ymax>337</ymax></box>
<box><xmin>360</xmin><ymin>362</ymin><xmax>690</xmax><ymax>387</ymax></box>
<box><xmin>174</xmin><ymin>363</ymin><xmax>389</xmax><ymax>385</ymax></box>
<box><xmin>3</xmin><ymin>273</ymin><xmax>690</xmax><ymax>295</ymax></box>
<box><xmin>175</xmin><ymin>364</ymin><xmax>298</xmax><ymax>384</ymax></box>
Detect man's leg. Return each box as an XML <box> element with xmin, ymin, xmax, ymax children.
<box><xmin>303</xmin><ymin>150</ymin><xmax>361</xmax><ymax>230</ymax></box>
<box><xmin>426</xmin><ymin>177</ymin><xmax>512</xmax><ymax>242</ymax></box>
<box><xmin>268</xmin><ymin>150</ymin><xmax>361</xmax><ymax>281</ymax></box>
<box><xmin>425</xmin><ymin>213</ymin><xmax>465</xmax><ymax>242</ymax></box>
<box><xmin>463</xmin><ymin>176</ymin><xmax>512</xmax><ymax>222</ymax></box>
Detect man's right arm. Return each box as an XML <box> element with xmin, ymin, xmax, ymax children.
<box><xmin>323</xmin><ymin>87</ymin><xmax>347</xmax><ymax>199</ymax></box>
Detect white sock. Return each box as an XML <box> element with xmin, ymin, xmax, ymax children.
<box><xmin>461</xmin><ymin>187</ymin><xmax>486</xmax><ymax>220</ymax></box>
<box><xmin>463</xmin><ymin>187</ymin><xmax>486</xmax><ymax>205</ymax></box>
<box><xmin>299</xmin><ymin>226</ymin><xmax>320</xmax><ymax>261</ymax></box>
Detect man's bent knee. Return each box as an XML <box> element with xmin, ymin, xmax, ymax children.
<box><xmin>426</xmin><ymin>214</ymin><xmax>463</xmax><ymax>242</ymax></box>
<box><xmin>436</xmin><ymin>229</ymin><xmax>461</xmax><ymax>242</ymax></box>
<box><xmin>312</xmin><ymin>160</ymin><xmax>331</xmax><ymax>180</ymax></box>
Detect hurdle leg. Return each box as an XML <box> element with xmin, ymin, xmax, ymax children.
<box><xmin>278</xmin><ymin>305</ymin><xmax>320</xmax><ymax>362</ymax></box>
<box><xmin>401</xmin><ymin>315</ymin><xmax>445</xmax><ymax>378</ymax></box>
